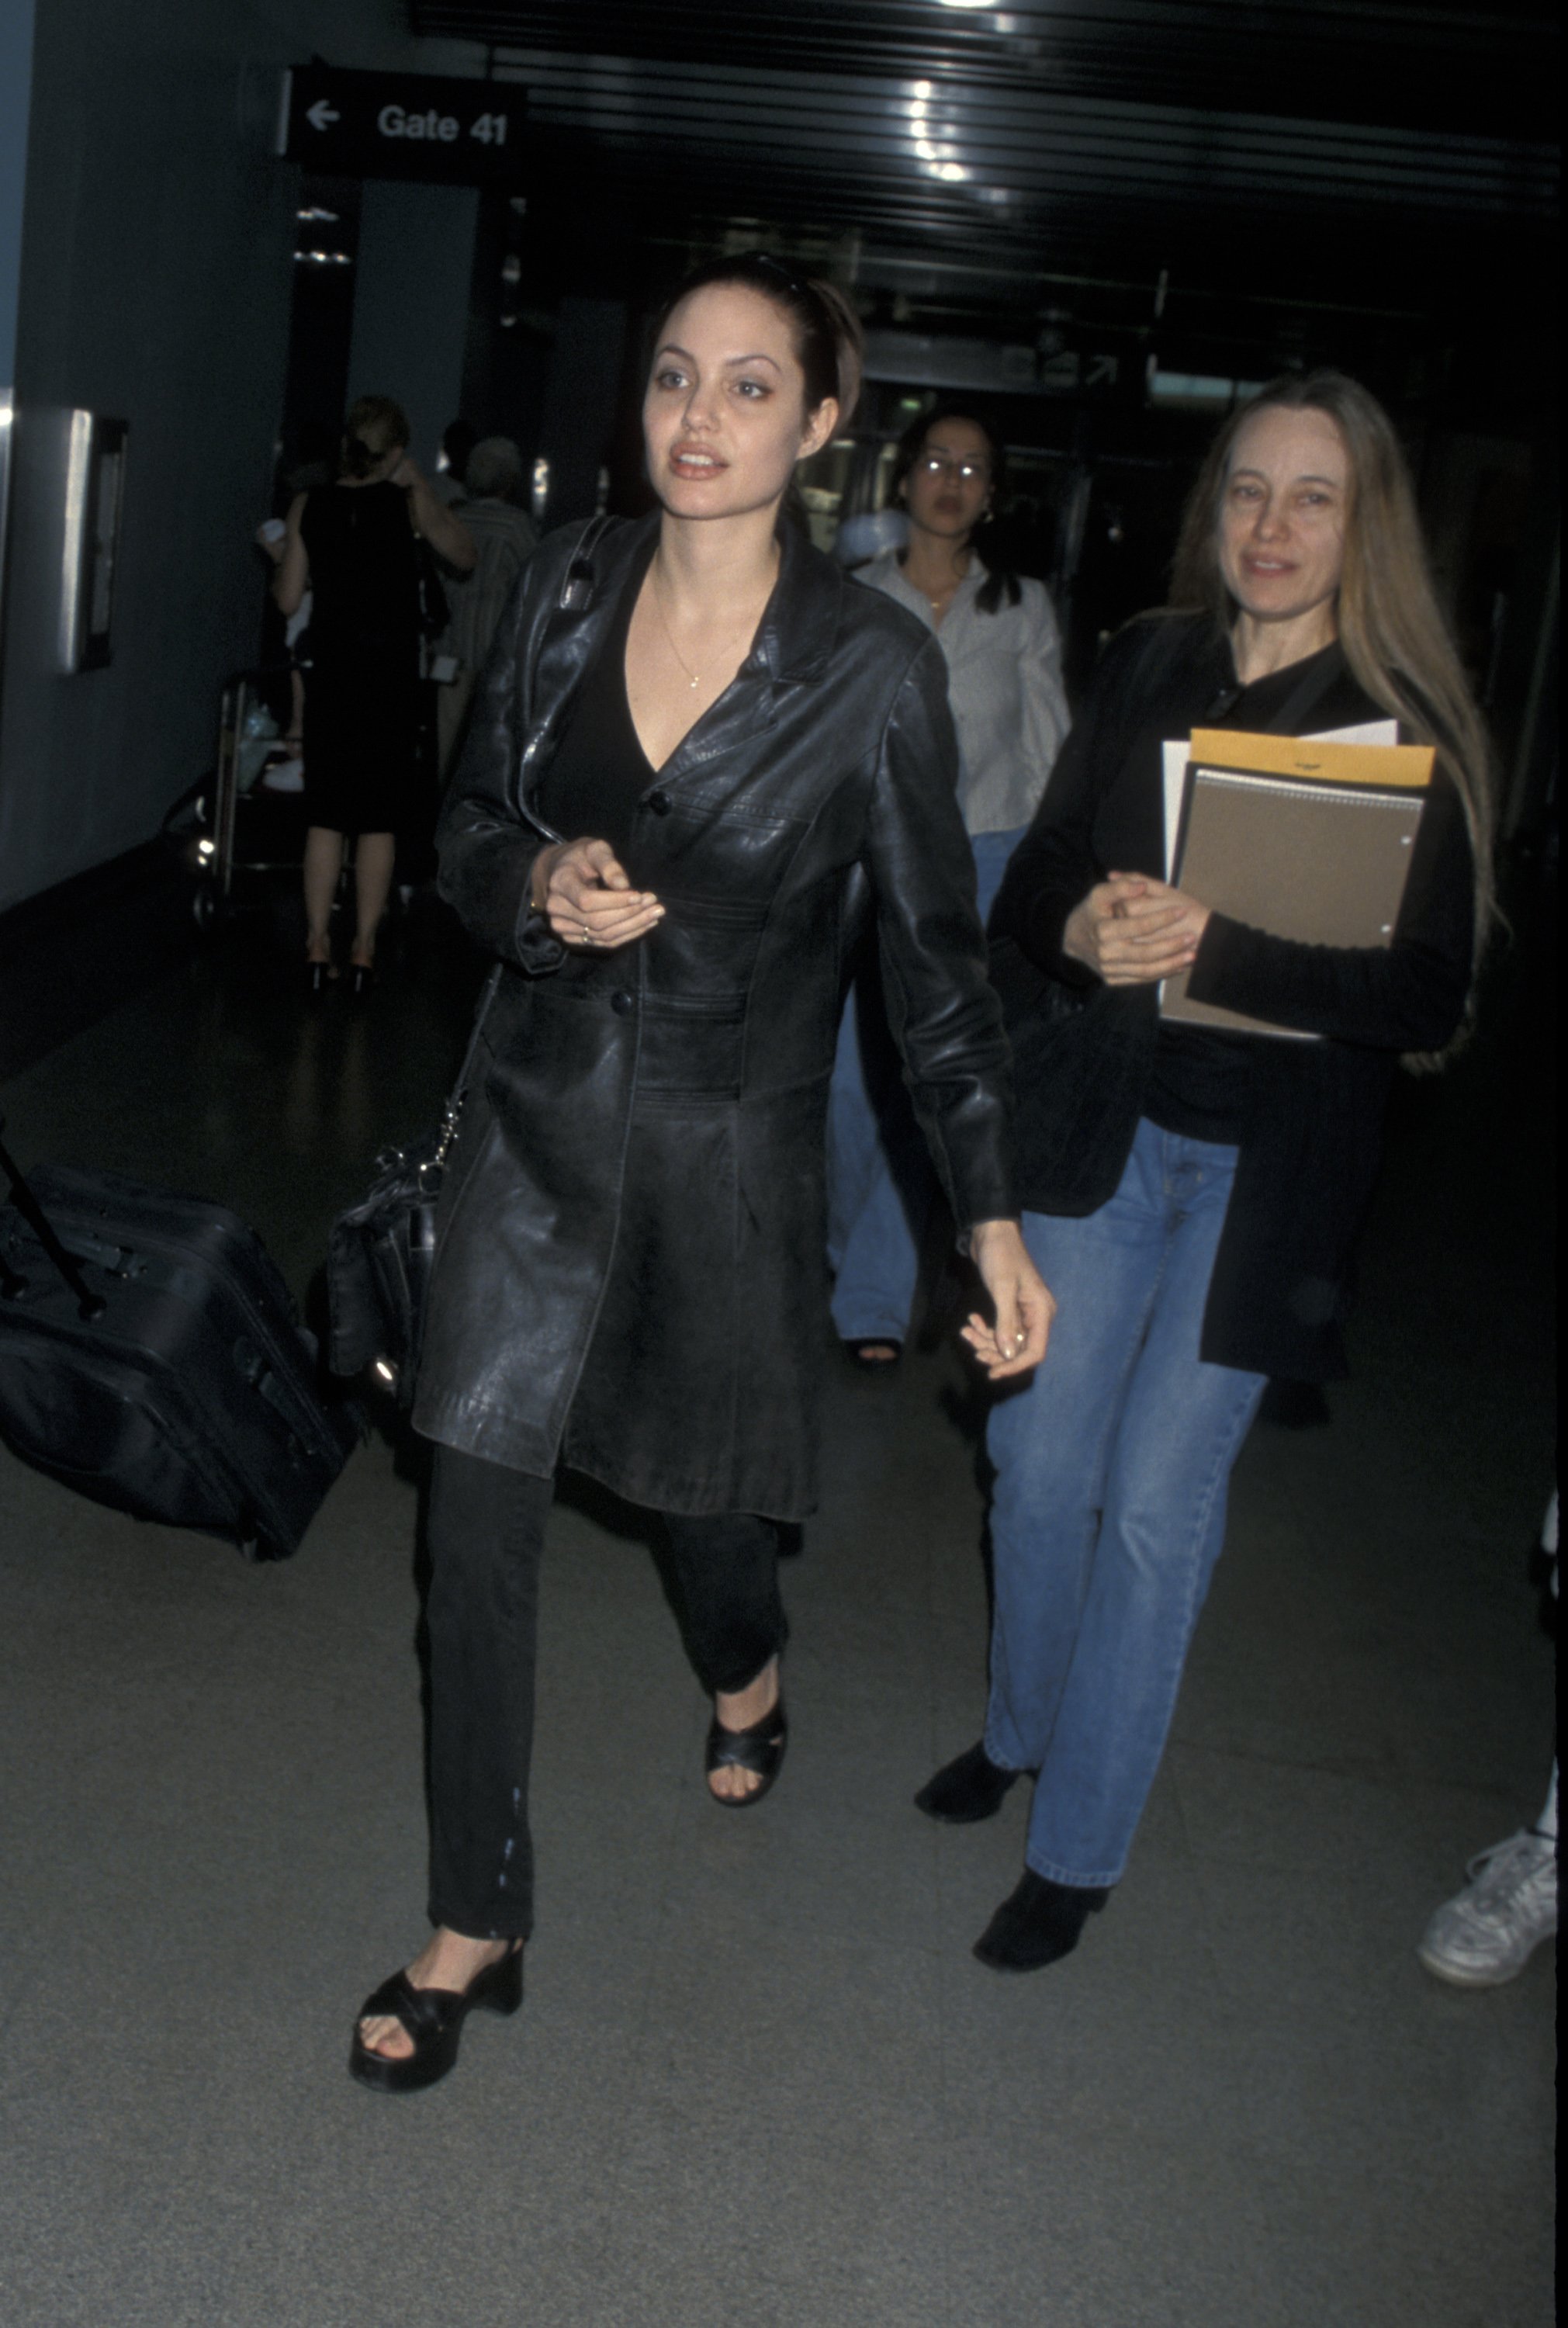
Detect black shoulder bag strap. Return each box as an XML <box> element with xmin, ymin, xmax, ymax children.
<box><xmin>1203</xmin><ymin>643</ymin><xmax>1356</xmax><ymax>739</ymax></box>
<box><xmin>438</xmin><ymin>510</ymin><xmax>618</xmax><ymax>1141</ymax></box>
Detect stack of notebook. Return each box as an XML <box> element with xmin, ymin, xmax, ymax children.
<box><xmin>1158</xmin><ymin>723</ymin><xmax>1435</xmax><ymax>1038</ymax></box>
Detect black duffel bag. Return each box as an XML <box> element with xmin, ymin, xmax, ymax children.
<box><xmin>0</xmin><ymin>1129</ymin><xmax>358</xmax><ymax>1559</ymax></box>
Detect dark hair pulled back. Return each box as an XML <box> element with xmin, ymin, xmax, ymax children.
<box><xmin>892</xmin><ymin>401</ymin><xmax>1020</xmax><ymax>614</ymax></box>
<box><xmin>652</xmin><ymin>251</ymin><xmax>864</xmax><ymax>424</ymax></box>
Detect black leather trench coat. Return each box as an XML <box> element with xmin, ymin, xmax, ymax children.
<box><xmin>411</xmin><ymin>514</ymin><xmax>1016</xmax><ymax>1517</ymax></box>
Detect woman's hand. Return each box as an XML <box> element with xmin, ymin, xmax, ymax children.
<box><xmin>270</xmin><ymin>494</ymin><xmax>309</xmax><ymax>618</ymax></box>
<box><xmin>395</xmin><ymin>454</ymin><xmax>478</xmax><ymax>572</ymax></box>
<box><xmin>961</xmin><ymin>1219</ymin><xmax>1056</xmax><ymax>1380</ymax></box>
<box><xmin>1061</xmin><ymin>875</ymin><xmax>1210</xmax><ymax>986</ymax></box>
<box><xmin>533</xmin><ymin>838</ymin><xmax>664</xmax><ymax>951</ymax></box>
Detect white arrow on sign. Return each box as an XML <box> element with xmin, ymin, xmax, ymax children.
<box><xmin>305</xmin><ymin>100</ymin><xmax>341</xmax><ymax>132</ymax></box>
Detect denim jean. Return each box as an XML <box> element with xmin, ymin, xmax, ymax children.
<box><xmin>984</xmin><ymin>1120</ymin><xmax>1266</xmax><ymax>1889</ymax></box>
<box><xmin>827</xmin><ymin>826</ymin><xmax>1025</xmax><ymax>1342</ymax></box>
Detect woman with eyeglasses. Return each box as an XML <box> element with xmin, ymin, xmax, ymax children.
<box><xmin>347</xmin><ymin>258</ymin><xmax>1054</xmax><ymax>2094</ymax></box>
<box><xmin>829</xmin><ymin>404</ymin><xmax>1070</xmax><ymax>1363</ymax></box>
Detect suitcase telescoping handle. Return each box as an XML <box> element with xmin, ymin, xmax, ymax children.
<box><xmin>0</xmin><ymin>1121</ymin><xmax>107</xmax><ymax>1321</ymax></box>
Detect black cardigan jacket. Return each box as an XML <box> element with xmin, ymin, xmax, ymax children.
<box><xmin>988</xmin><ymin>614</ymin><xmax>1475</xmax><ymax>1381</ymax></box>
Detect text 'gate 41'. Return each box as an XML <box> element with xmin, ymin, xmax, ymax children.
<box><xmin>281</xmin><ymin>65</ymin><xmax>525</xmax><ymax>185</ymax></box>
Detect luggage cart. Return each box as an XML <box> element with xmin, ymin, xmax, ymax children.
<box><xmin>178</xmin><ymin>668</ymin><xmax>307</xmax><ymax>930</ymax></box>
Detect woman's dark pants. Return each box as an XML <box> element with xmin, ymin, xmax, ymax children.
<box><xmin>424</xmin><ymin>1443</ymin><xmax>787</xmax><ymax>1941</ymax></box>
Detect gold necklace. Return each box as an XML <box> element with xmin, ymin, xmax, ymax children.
<box><xmin>902</xmin><ymin>550</ymin><xmax>967</xmax><ymax>618</ymax></box>
<box><xmin>652</xmin><ymin>577</ymin><xmax>702</xmax><ymax>689</ymax></box>
<box><xmin>649</xmin><ymin>556</ymin><xmax>777</xmax><ymax>691</ymax></box>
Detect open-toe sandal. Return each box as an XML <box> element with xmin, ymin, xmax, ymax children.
<box><xmin>348</xmin><ymin>1943</ymin><xmax>522</xmax><ymax>2095</ymax></box>
<box><xmin>705</xmin><ymin>1695</ymin><xmax>789</xmax><ymax>1810</ymax></box>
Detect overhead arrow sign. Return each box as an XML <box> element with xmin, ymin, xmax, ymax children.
<box><xmin>281</xmin><ymin>65</ymin><xmax>525</xmax><ymax>186</ymax></box>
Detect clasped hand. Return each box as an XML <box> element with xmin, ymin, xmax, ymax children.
<box><xmin>960</xmin><ymin>1220</ymin><xmax>1057</xmax><ymax>1381</ymax></box>
<box><xmin>1061</xmin><ymin>874</ymin><xmax>1210</xmax><ymax>987</ymax></box>
<box><xmin>534</xmin><ymin>838</ymin><xmax>664</xmax><ymax>951</ymax></box>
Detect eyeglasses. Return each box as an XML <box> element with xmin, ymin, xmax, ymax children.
<box><xmin>916</xmin><ymin>454</ymin><xmax>989</xmax><ymax>483</ymax></box>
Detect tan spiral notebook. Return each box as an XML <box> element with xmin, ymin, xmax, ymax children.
<box><xmin>1160</xmin><ymin>729</ymin><xmax>1435</xmax><ymax>1038</ymax></box>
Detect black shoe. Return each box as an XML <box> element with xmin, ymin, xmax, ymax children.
<box><xmin>347</xmin><ymin>960</ymin><xmax>376</xmax><ymax>997</ymax></box>
<box><xmin>348</xmin><ymin>1942</ymin><xmax>523</xmax><ymax>2094</ymax></box>
<box><xmin>305</xmin><ymin>957</ymin><xmax>333</xmax><ymax>996</ymax></box>
<box><xmin>705</xmin><ymin>1690</ymin><xmax>788</xmax><ymax>1809</ymax></box>
<box><xmin>914</xmin><ymin>1741</ymin><xmax>1020</xmax><ymax>1824</ymax></box>
<box><xmin>972</xmin><ymin>1869</ymin><xmax>1110</xmax><ymax>1973</ymax></box>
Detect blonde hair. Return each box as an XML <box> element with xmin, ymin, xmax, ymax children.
<box><xmin>344</xmin><ymin>394</ymin><xmax>410</xmax><ymax>454</ymax></box>
<box><xmin>1170</xmin><ymin>370</ymin><xmax>1494</xmax><ymax>1058</ymax></box>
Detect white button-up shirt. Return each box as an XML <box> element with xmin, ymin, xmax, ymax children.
<box><xmin>856</xmin><ymin>549</ymin><xmax>1070</xmax><ymax>836</ymax></box>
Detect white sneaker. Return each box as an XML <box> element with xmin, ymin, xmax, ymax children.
<box><xmin>1417</xmin><ymin>1829</ymin><xmax>1558</xmax><ymax>1987</ymax></box>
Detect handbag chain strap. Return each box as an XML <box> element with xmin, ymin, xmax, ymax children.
<box><xmin>431</xmin><ymin>963</ymin><xmax>503</xmax><ymax>1170</ymax></box>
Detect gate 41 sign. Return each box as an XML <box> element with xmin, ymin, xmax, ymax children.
<box><xmin>282</xmin><ymin>65</ymin><xmax>524</xmax><ymax>185</ymax></box>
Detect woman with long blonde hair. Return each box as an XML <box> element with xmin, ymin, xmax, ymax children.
<box><xmin>916</xmin><ymin>369</ymin><xmax>1490</xmax><ymax>1972</ymax></box>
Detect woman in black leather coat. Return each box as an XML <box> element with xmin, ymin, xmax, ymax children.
<box><xmin>349</xmin><ymin>254</ymin><xmax>1054</xmax><ymax>2092</ymax></box>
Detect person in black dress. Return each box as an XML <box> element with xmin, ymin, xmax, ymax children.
<box><xmin>272</xmin><ymin>395</ymin><xmax>474</xmax><ymax>990</ymax></box>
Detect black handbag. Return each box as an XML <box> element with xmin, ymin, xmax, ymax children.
<box><xmin>327</xmin><ymin>963</ymin><xmax>500</xmax><ymax>1404</ymax></box>
<box><xmin>327</xmin><ymin>513</ymin><xmax>613</xmax><ymax>1405</ymax></box>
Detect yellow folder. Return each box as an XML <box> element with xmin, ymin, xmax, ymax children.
<box><xmin>1187</xmin><ymin>729</ymin><xmax>1435</xmax><ymax>790</ymax></box>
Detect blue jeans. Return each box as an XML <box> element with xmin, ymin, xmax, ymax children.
<box><xmin>985</xmin><ymin>1121</ymin><xmax>1266</xmax><ymax>1888</ymax></box>
<box><xmin>827</xmin><ymin>826</ymin><xmax>1025</xmax><ymax>1342</ymax></box>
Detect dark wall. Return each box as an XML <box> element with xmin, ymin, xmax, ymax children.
<box><xmin>0</xmin><ymin>0</ymin><xmax>482</xmax><ymax>916</ymax></box>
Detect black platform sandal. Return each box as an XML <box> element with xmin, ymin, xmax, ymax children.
<box><xmin>348</xmin><ymin>1942</ymin><xmax>523</xmax><ymax>2094</ymax></box>
<box><xmin>705</xmin><ymin>1693</ymin><xmax>789</xmax><ymax>1809</ymax></box>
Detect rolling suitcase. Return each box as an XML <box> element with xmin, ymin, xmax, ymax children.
<box><xmin>0</xmin><ymin>1134</ymin><xmax>358</xmax><ymax>1560</ymax></box>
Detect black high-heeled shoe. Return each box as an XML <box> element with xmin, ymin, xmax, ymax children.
<box><xmin>348</xmin><ymin>1942</ymin><xmax>523</xmax><ymax>2095</ymax></box>
<box><xmin>305</xmin><ymin>957</ymin><xmax>333</xmax><ymax>996</ymax></box>
<box><xmin>347</xmin><ymin>959</ymin><xmax>375</xmax><ymax>996</ymax></box>
<box><xmin>705</xmin><ymin>1691</ymin><xmax>788</xmax><ymax>1809</ymax></box>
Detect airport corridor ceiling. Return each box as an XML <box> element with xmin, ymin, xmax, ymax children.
<box><xmin>408</xmin><ymin>0</ymin><xmax>1559</xmax><ymax>320</ymax></box>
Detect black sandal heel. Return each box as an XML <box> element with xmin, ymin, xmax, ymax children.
<box><xmin>705</xmin><ymin>1693</ymin><xmax>788</xmax><ymax>1809</ymax></box>
<box><xmin>348</xmin><ymin>1942</ymin><xmax>522</xmax><ymax>2094</ymax></box>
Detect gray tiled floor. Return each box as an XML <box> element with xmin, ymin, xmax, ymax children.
<box><xmin>0</xmin><ymin>911</ymin><xmax>1556</xmax><ymax>2327</ymax></box>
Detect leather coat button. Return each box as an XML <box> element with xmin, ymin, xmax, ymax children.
<box><xmin>611</xmin><ymin>990</ymin><xmax>635</xmax><ymax>1016</ymax></box>
<box><xmin>646</xmin><ymin>789</ymin><xmax>672</xmax><ymax>816</ymax></box>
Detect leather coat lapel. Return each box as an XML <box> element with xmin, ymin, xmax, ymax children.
<box><xmin>639</xmin><ymin>521</ymin><xmax>846</xmax><ymax>792</ymax></box>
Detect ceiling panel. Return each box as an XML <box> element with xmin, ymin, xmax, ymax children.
<box><xmin>401</xmin><ymin>2</ymin><xmax>1558</xmax><ymax>346</ymax></box>
<box><xmin>479</xmin><ymin>47</ymin><xmax>1553</xmax><ymax>284</ymax></box>
<box><xmin>410</xmin><ymin>0</ymin><xmax>1561</xmax><ymax>137</ymax></box>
